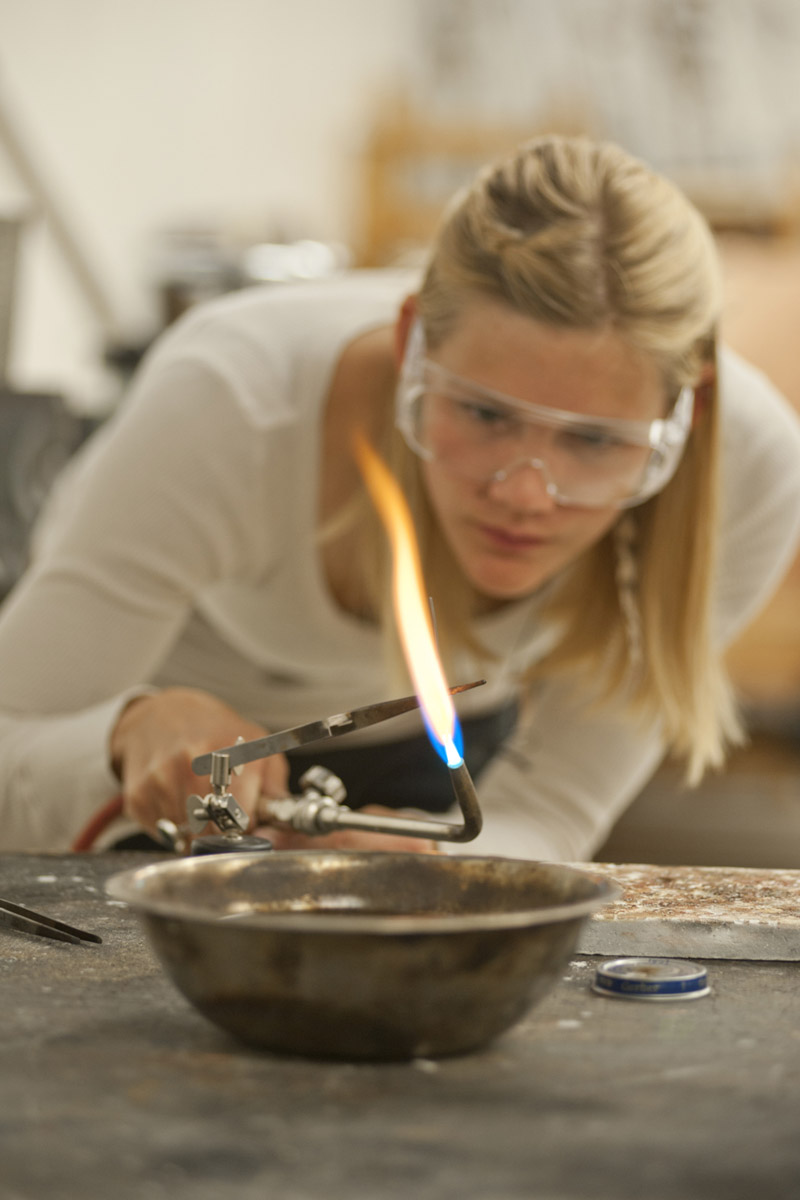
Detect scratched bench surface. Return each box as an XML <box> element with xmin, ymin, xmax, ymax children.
<box><xmin>2</xmin><ymin>852</ymin><xmax>800</xmax><ymax>1200</ymax></box>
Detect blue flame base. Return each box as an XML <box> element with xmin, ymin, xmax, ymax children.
<box><xmin>422</xmin><ymin>710</ymin><xmax>465</xmax><ymax>769</ymax></box>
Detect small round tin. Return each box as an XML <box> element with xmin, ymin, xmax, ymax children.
<box><xmin>593</xmin><ymin>957</ymin><xmax>710</xmax><ymax>1001</ymax></box>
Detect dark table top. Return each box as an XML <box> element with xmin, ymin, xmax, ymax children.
<box><xmin>2</xmin><ymin>852</ymin><xmax>798</xmax><ymax>1200</ymax></box>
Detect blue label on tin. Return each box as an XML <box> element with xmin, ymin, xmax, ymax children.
<box><xmin>594</xmin><ymin>973</ymin><xmax>706</xmax><ymax>996</ymax></box>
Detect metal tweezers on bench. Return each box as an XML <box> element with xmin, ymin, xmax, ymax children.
<box><xmin>0</xmin><ymin>896</ymin><xmax>102</xmax><ymax>945</ymax></box>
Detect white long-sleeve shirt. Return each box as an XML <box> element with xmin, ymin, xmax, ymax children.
<box><xmin>1</xmin><ymin>272</ymin><xmax>799</xmax><ymax>857</ymax></box>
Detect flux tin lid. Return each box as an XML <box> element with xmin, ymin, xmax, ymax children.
<box><xmin>593</xmin><ymin>957</ymin><xmax>710</xmax><ymax>1001</ymax></box>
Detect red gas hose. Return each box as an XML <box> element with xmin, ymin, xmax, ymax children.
<box><xmin>71</xmin><ymin>795</ymin><xmax>124</xmax><ymax>852</ymax></box>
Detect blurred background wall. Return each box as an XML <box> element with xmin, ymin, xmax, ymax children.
<box><xmin>1</xmin><ymin>0</ymin><xmax>799</xmax><ymax>862</ymax></box>
<box><xmin>1</xmin><ymin>0</ymin><xmax>799</xmax><ymax>408</ymax></box>
<box><xmin>0</xmin><ymin>0</ymin><xmax>416</xmax><ymax>404</ymax></box>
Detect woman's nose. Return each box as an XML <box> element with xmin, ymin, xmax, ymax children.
<box><xmin>486</xmin><ymin>457</ymin><xmax>560</xmax><ymax>512</ymax></box>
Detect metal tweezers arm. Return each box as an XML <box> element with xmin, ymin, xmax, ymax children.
<box><xmin>0</xmin><ymin>897</ymin><xmax>102</xmax><ymax>945</ymax></box>
<box><xmin>191</xmin><ymin>681</ymin><xmax>484</xmax><ymax>777</ymax></box>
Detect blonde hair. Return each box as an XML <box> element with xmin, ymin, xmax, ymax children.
<box><xmin>345</xmin><ymin>135</ymin><xmax>740</xmax><ymax>782</ymax></box>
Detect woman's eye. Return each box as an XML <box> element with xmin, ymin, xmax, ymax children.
<box><xmin>456</xmin><ymin>399</ymin><xmax>514</xmax><ymax>429</ymax></box>
<box><xmin>563</xmin><ymin>427</ymin><xmax>624</xmax><ymax>452</ymax></box>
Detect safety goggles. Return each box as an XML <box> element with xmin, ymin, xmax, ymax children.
<box><xmin>396</xmin><ymin>330</ymin><xmax>694</xmax><ymax>509</ymax></box>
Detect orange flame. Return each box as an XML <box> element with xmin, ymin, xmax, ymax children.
<box><xmin>354</xmin><ymin>432</ymin><xmax>463</xmax><ymax>767</ymax></box>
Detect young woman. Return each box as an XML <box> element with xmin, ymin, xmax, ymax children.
<box><xmin>1</xmin><ymin>135</ymin><xmax>799</xmax><ymax>858</ymax></box>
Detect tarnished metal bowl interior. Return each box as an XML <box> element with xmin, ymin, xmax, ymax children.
<box><xmin>107</xmin><ymin>851</ymin><xmax>616</xmax><ymax>1061</ymax></box>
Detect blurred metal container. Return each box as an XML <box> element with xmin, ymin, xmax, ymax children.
<box><xmin>108</xmin><ymin>851</ymin><xmax>616</xmax><ymax>1061</ymax></box>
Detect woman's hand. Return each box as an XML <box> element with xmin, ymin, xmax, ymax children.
<box><xmin>253</xmin><ymin>805</ymin><xmax>441</xmax><ymax>855</ymax></box>
<box><xmin>110</xmin><ymin>687</ymin><xmax>289</xmax><ymax>837</ymax></box>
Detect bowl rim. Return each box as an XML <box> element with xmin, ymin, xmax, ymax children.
<box><xmin>106</xmin><ymin>850</ymin><xmax>619</xmax><ymax>936</ymax></box>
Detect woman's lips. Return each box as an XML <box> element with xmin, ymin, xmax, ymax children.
<box><xmin>476</xmin><ymin>523</ymin><xmax>550</xmax><ymax>552</ymax></box>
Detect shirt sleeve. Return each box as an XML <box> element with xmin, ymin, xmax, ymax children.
<box><xmin>714</xmin><ymin>348</ymin><xmax>800</xmax><ymax>647</ymax></box>
<box><xmin>464</xmin><ymin>681</ymin><xmax>665</xmax><ymax>862</ymax></box>
<box><xmin>0</xmin><ymin>341</ymin><xmax>283</xmax><ymax>851</ymax></box>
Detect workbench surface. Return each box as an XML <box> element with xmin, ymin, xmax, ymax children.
<box><xmin>2</xmin><ymin>853</ymin><xmax>798</xmax><ymax>1200</ymax></box>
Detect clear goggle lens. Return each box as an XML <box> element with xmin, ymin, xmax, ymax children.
<box><xmin>396</xmin><ymin>356</ymin><xmax>694</xmax><ymax>509</ymax></box>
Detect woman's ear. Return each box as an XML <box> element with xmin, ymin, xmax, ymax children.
<box><xmin>393</xmin><ymin>294</ymin><xmax>419</xmax><ymax>369</ymax></box>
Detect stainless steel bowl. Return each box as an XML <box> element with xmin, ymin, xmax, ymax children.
<box><xmin>107</xmin><ymin>851</ymin><xmax>616</xmax><ymax>1060</ymax></box>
